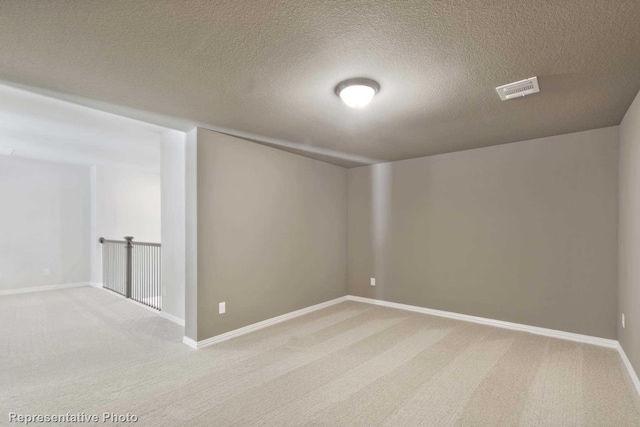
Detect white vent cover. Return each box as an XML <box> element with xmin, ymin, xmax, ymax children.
<box><xmin>496</xmin><ymin>77</ymin><xmax>539</xmax><ymax>101</ymax></box>
<box><xmin>0</xmin><ymin>147</ymin><xmax>15</xmax><ymax>156</ymax></box>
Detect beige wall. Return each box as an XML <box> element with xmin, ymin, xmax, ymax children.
<box><xmin>348</xmin><ymin>127</ymin><xmax>619</xmax><ymax>339</ymax></box>
<box><xmin>619</xmin><ymin>90</ymin><xmax>640</xmax><ymax>372</ymax></box>
<box><xmin>193</xmin><ymin>128</ymin><xmax>348</xmax><ymax>341</ymax></box>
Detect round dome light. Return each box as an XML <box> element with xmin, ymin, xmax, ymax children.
<box><xmin>335</xmin><ymin>78</ymin><xmax>380</xmax><ymax>108</ymax></box>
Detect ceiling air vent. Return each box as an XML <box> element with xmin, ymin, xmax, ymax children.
<box><xmin>495</xmin><ymin>77</ymin><xmax>539</xmax><ymax>101</ymax></box>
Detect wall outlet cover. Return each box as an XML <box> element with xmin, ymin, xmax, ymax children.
<box><xmin>622</xmin><ymin>313</ymin><xmax>626</xmax><ymax>328</ymax></box>
<box><xmin>219</xmin><ymin>302</ymin><xmax>226</xmax><ymax>314</ymax></box>
<box><xmin>370</xmin><ymin>278</ymin><xmax>376</xmax><ymax>286</ymax></box>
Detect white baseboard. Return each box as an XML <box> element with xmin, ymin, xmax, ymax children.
<box><xmin>134</xmin><ymin>289</ymin><xmax>640</xmax><ymax>399</ymax></box>
<box><xmin>92</xmin><ymin>283</ymin><xmax>185</xmax><ymax>327</ymax></box>
<box><xmin>181</xmin><ymin>294</ymin><xmax>617</xmax><ymax>350</ymax></box>
<box><xmin>183</xmin><ymin>296</ymin><xmax>349</xmax><ymax>349</ymax></box>
<box><xmin>159</xmin><ymin>310</ymin><xmax>185</xmax><ymax>326</ymax></box>
<box><xmin>182</xmin><ymin>336</ymin><xmax>198</xmax><ymax>349</ymax></box>
<box><xmin>348</xmin><ymin>295</ymin><xmax>640</xmax><ymax>398</ymax></box>
<box><xmin>347</xmin><ymin>295</ymin><xmax>618</xmax><ymax>348</ymax></box>
<box><xmin>349</xmin><ymin>296</ymin><xmax>640</xmax><ymax>398</ymax></box>
<box><xmin>0</xmin><ymin>282</ymin><xmax>90</xmax><ymax>296</ymax></box>
<box><xmin>126</xmin><ymin>295</ymin><xmax>185</xmax><ymax>327</ymax></box>
<box><xmin>93</xmin><ymin>284</ymin><xmax>125</xmax><ymax>299</ymax></box>
<box><xmin>617</xmin><ymin>343</ymin><xmax>640</xmax><ymax>397</ymax></box>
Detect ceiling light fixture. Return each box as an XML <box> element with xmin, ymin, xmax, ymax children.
<box><xmin>335</xmin><ymin>78</ymin><xmax>380</xmax><ymax>108</ymax></box>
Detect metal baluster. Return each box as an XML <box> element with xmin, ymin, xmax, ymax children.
<box><xmin>135</xmin><ymin>245</ymin><xmax>139</xmax><ymax>302</ymax></box>
<box><xmin>157</xmin><ymin>247</ymin><xmax>161</xmax><ymax>309</ymax></box>
<box><xmin>153</xmin><ymin>247</ymin><xmax>156</xmax><ymax>308</ymax></box>
<box><xmin>154</xmin><ymin>246</ymin><xmax>157</xmax><ymax>308</ymax></box>
<box><xmin>103</xmin><ymin>243</ymin><xmax>106</xmax><ymax>290</ymax></box>
<box><xmin>121</xmin><ymin>244</ymin><xmax>124</xmax><ymax>295</ymax></box>
<box><xmin>119</xmin><ymin>244</ymin><xmax>122</xmax><ymax>294</ymax></box>
<box><xmin>158</xmin><ymin>247</ymin><xmax>161</xmax><ymax>309</ymax></box>
<box><xmin>134</xmin><ymin>245</ymin><xmax>138</xmax><ymax>303</ymax></box>
<box><xmin>131</xmin><ymin>245</ymin><xmax>136</xmax><ymax>300</ymax></box>
<box><xmin>158</xmin><ymin>246</ymin><xmax>161</xmax><ymax>309</ymax></box>
<box><xmin>145</xmin><ymin>245</ymin><xmax>148</xmax><ymax>305</ymax></box>
<box><xmin>99</xmin><ymin>237</ymin><xmax>161</xmax><ymax>310</ymax></box>
<box><xmin>119</xmin><ymin>244</ymin><xmax>121</xmax><ymax>294</ymax></box>
<box><xmin>153</xmin><ymin>246</ymin><xmax>156</xmax><ymax>307</ymax></box>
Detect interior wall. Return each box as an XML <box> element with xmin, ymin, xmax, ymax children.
<box><xmin>348</xmin><ymin>127</ymin><xmax>619</xmax><ymax>339</ymax></box>
<box><xmin>184</xmin><ymin>129</ymin><xmax>198</xmax><ymax>339</ymax></box>
<box><xmin>0</xmin><ymin>156</ymin><xmax>90</xmax><ymax>292</ymax></box>
<box><xmin>160</xmin><ymin>130</ymin><xmax>186</xmax><ymax>321</ymax></box>
<box><xmin>193</xmin><ymin>128</ymin><xmax>347</xmax><ymax>341</ymax></box>
<box><xmin>619</xmin><ymin>89</ymin><xmax>640</xmax><ymax>374</ymax></box>
<box><xmin>91</xmin><ymin>165</ymin><xmax>161</xmax><ymax>284</ymax></box>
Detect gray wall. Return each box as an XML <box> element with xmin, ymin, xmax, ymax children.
<box><xmin>0</xmin><ymin>156</ymin><xmax>90</xmax><ymax>292</ymax></box>
<box><xmin>348</xmin><ymin>127</ymin><xmax>619</xmax><ymax>339</ymax></box>
<box><xmin>619</xmin><ymin>90</ymin><xmax>640</xmax><ymax>373</ymax></box>
<box><xmin>193</xmin><ymin>128</ymin><xmax>348</xmax><ymax>341</ymax></box>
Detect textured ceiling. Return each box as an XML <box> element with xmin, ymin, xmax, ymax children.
<box><xmin>0</xmin><ymin>0</ymin><xmax>639</xmax><ymax>167</ymax></box>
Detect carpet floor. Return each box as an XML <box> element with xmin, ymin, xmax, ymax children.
<box><xmin>1</xmin><ymin>287</ymin><xmax>639</xmax><ymax>426</ymax></box>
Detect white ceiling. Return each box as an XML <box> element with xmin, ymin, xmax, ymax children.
<box><xmin>0</xmin><ymin>83</ymin><xmax>168</xmax><ymax>171</ymax></box>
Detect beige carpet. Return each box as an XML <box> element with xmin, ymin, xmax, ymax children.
<box><xmin>1</xmin><ymin>287</ymin><xmax>639</xmax><ymax>426</ymax></box>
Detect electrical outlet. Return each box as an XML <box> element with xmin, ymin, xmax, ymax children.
<box><xmin>43</xmin><ymin>268</ymin><xmax>51</xmax><ymax>276</ymax></box>
<box><xmin>219</xmin><ymin>302</ymin><xmax>226</xmax><ymax>314</ymax></box>
<box><xmin>370</xmin><ymin>278</ymin><xmax>376</xmax><ymax>287</ymax></box>
<box><xmin>622</xmin><ymin>313</ymin><xmax>626</xmax><ymax>329</ymax></box>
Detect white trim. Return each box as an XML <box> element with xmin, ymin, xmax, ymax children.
<box><xmin>159</xmin><ymin>310</ymin><xmax>185</xmax><ymax>327</ymax></box>
<box><xmin>182</xmin><ymin>336</ymin><xmax>198</xmax><ymax>349</ymax></box>
<box><xmin>184</xmin><ymin>296</ymin><xmax>349</xmax><ymax>349</ymax></box>
<box><xmin>93</xmin><ymin>285</ymin><xmax>125</xmax><ymax>299</ymax></box>
<box><xmin>0</xmin><ymin>282</ymin><xmax>90</xmax><ymax>296</ymax></box>
<box><xmin>617</xmin><ymin>343</ymin><xmax>640</xmax><ymax>397</ymax></box>
<box><xmin>174</xmin><ymin>292</ymin><xmax>640</xmax><ymax>399</ymax></box>
<box><xmin>349</xmin><ymin>296</ymin><xmax>640</xmax><ymax>397</ymax></box>
<box><xmin>346</xmin><ymin>296</ymin><xmax>618</xmax><ymax>349</ymax></box>
<box><xmin>124</xmin><ymin>296</ymin><xmax>185</xmax><ymax>327</ymax></box>
<box><xmin>92</xmin><ymin>283</ymin><xmax>185</xmax><ymax>327</ymax></box>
